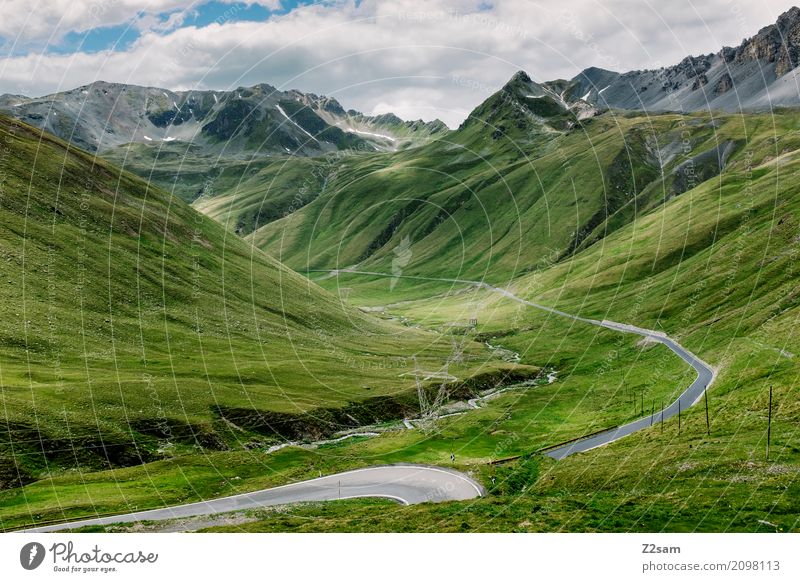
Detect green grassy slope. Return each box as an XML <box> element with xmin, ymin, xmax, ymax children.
<box><xmin>256</xmin><ymin>109</ymin><xmax>799</xmax><ymax>531</ymax></box>
<box><xmin>245</xmin><ymin>100</ymin><xmax>763</xmax><ymax>284</ymax></box>
<box><xmin>167</xmin><ymin>133</ymin><xmax>799</xmax><ymax>533</ymax></box>
<box><xmin>0</xmin><ymin>115</ymin><xmax>506</xmax><ymax>493</ymax></box>
<box><xmin>4</xmin><ymin>79</ymin><xmax>800</xmax><ymax>532</ymax></box>
<box><xmin>192</xmin><ymin>156</ymin><xmax>332</xmax><ymax>235</ymax></box>
<box><xmin>102</xmin><ymin>141</ymin><xmax>308</xmax><ymax>206</ymax></box>
<box><xmin>0</xmin><ymin>300</ymin><xmax>687</xmax><ymax>530</ymax></box>
<box><xmin>182</xmin><ymin>98</ymin><xmax>800</xmax><ymax>531</ymax></box>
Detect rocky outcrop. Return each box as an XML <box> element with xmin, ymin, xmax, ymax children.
<box><xmin>571</xmin><ymin>7</ymin><xmax>800</xmax><ymax>113</ymax></box>
<box><xmin>714</xmin><ymin>72</ymin><xmax>733</xmax><ymax>95</ymax></box>
<box><xmin>732</xmin><ymin>6</ymin><xmax>800</xmax><ymax>77</ymax></box>
<box><xmin>692</xmin><ymin>74</ymin><xmax>708</xmax><ymax>90</ymax></box>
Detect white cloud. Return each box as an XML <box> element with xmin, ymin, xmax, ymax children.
<box><xmin>0</xmin><ymin>0</ymin><xmax>281</xmax><ymax>43</ymax></box>
<box><xmin>0</xmin><ymin>0</ymin><xmax>797</xmax><ymax>127</ymax></box>
<box><xmin>1</xmin><ymin>1</ymin><xmax>186</xmax><ymax>42</ymax></box>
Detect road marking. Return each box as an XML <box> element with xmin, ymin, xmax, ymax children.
<box><xmin>18</xmin><ymin>464</ymin><xmax>481</xmax><ymax>532</ymax></box>
<box><xmin>339</xmin><ymin>494</ymin><xmax>410</xmax><ymax>505</ymax></box>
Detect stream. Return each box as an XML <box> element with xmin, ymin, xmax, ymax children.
<box><xmin>262</xmin><ymin>366</ymin><xmax>557</xmax><ymax>455</ymax></box>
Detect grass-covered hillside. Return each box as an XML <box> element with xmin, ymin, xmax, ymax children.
<box><xmin>243</xmin><ymin>76</ymin><xmax>786</xmax><ymax>285</ymax></box>
<box><xmin>192</xmin><ymin>156</ymin><xmax>332</xmax><ymax>235</ymax></box>
<box><xmin>287</xmin><ymin>106</ymin><xmax>800</xmax><ymax>531</ymax></box>
<box><xmin>0</xmin><ymin>114</ymin><xmax>508</xmax><ymax>495</ymax></box>
<box><xmin>2</xmin><ymin>70</ymin><xmax>799</xmax><ymax>531</ymax></box>
<box><xmin>187</xmin><ymin>76</ymin><xmax>799</xmax><ymax>531</ymax></box>
<box><xmin>139</xmin><ymin>102</ymin><xmax>799</xmax><ymax>532</ymax></box>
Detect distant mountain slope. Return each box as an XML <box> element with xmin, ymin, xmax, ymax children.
<box><xmin>192</xmin><ymin>156</ymin><xmax>331</xmax><ymax>236</ymax></box>
<box><xmin>244</xmin><ymin>68</ymin><xmax>779</xmax><ymax>281</ymax></box>
<box><xmin>460</xmin><ymin>70</ymin><xmax>597</xmax><ymax>133</ymax></box>
<box><xmin>0</xmin><ymin>81</ymin><xmax>447</xmax><ymax>155</ymax></box>
<box><xmin>0</xmin><ymin>115</ymin><xmax>470</xmax><ymax>488</ymax></box>
<box><xmin>290</xmin><ymin>90</ymin><xmax>449</xmax><ymax>148</ymax></box>
<box><xmin>230</xmin><ymin>10</ymin><xmax>800</xmax><ymax>274</ymax></box>
<box><xmin>213</xmin><ymin>70</ymin><xmax>599</xmax><ymax>247</ymax></box>
<box><xmin>0</xmin><ymin>81</ymin><xmax>449</xmax><ymax>212</ymax></box>
<box><xmin>573</xmin><ymin>7</ymin><xmax>800</xmax><ymax>112</ymax></box>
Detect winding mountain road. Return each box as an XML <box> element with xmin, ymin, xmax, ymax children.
<box><xmin>545</xmin><ymin>321</ymin><xmax>714</xmax><ymax>459</ymax></box>
<box><xmin>22</xmin><ymin>465</ymin><xmax>484</xmax><ymax>533</ymax></box>
<box><xmin>316</xmin><ymin>269</ymin><xmax>715</xmax><ymax>459</ymax></box>
<box><xmin>24</xmin><ymin>269</ymin><xmax>713</xmax><ymax>532</ymax></box>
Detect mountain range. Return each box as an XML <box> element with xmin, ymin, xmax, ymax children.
<box><xmin>0</xmin><ymin>6</ymin><xmax>799</xmax><ymax>533</ymax></box>
<box><xmin>2</xmin><ymin>7</ymin><xmax>799</xmax><ymax>211</ymax></box>
<box><xmin>0</xmin><ymin>81</ymin><xmax>447</xmax><ymax>156</ymax></box>
<box><xmin>472</xmin><ymin>6</ymin><xmax>800</xmax><ymax>125</ymax></box>
<box><xmin>575</xmin><ymin>6</ymin><xmax>800</xmax><ymax>112</ymax></box>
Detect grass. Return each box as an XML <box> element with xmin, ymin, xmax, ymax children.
<box><xmin>0</xmin><ymin>114</ymin><xmax>511</xmax><ymax>497</ymax></box>
<box><xmin>70</xmin><ymin>281</ymin><xmax>794</xmax><ymax>533</ymax></box>
<box><xmin>244</xmin><ymin>110</ymin><xmax>791</xmax><ymax>283</ymax></box>
<box><xmin>0</xmin><ymin>295</ymin><xmax>692</xmax><ymax>530</ymax></box>
<box><xmin>183</xmin><ymin>106</ymin><xmax>799</xmax><ymax>532</ymax></box>
<box><xmin>2</xmin><ymin>96</ymin><xmax>799</xmax><ymax>533</ymax></box>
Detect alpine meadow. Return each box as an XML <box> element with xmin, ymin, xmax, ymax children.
<box><xmin>0</xmin><ymin>1</ymin><xmax>799</xmax><ymax>540</ymax></box>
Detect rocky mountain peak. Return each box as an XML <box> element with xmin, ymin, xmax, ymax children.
<box><xmin>508</xmin><ymin>70</ymin><xmax>532</xmax><ymax>84</ymax></box>
<box><xmin>571</xmin><ymin>7</ymin><xmax>800</xmax><ymax>113</ymax></box>
<box><xmin>776</xmin><ymin>5</ymin><xmax>800</xmax><ymax>29</ymax></box>
<box><xmin>727</xmin><ymin>6</ymin><xmax>800</xmax><ymax>76</ymax></box>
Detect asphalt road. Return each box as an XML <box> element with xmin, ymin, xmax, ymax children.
<box><xmin>316</xmin><ymin>269</ymin><xmax>716</xmax><ymax>459</ymax></box>
<box><xmin>544</xmin><ymin>321</ymin><xmax>714</xmax><ymax>459</ymax></box>
<box><xmin>25</xmin><ymin>270</ymin><xmax>713</xmax><ymax>532</ymax></box>
<box><xmin>471</xmin><ymin>284</ymin><xmax>716</xmax><ymax>459</ymax></box>
<box><xmin>22</xmin><ymin>465</ymin><xmax>484</xmax><ymax>533</ymax></box>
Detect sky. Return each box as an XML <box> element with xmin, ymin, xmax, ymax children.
<box><xmin>0</xmin><ymin>0</ymin><xmax>797</xmax><ymax>127</ymax></box>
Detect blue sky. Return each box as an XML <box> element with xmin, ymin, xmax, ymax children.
<box><xmin>17</xmin><ymin>2</ymin><xmax>314</xmax><ymax>55</ymax></box>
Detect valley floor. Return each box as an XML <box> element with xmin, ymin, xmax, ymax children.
<box><xmin>5</xmin><ymin>264</ymin><xmax>795</xmax><ymax>533</ymax></box>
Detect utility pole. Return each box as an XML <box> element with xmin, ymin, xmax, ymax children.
<box><xmin>678</xmin><ymin>399</ymin><xmax>682</xmax><ymax>435</ymax></box>
<box><xmin>766</xmin><ymin>386</ymin><xmax>773</xmax><ymax>461</ymax></box>
<box><xmin>650</xmin><ymin>401</ymin><xmax>655</xmax><ymax>427</ymax></box>
<box><xmin>704</xmin><ymin>385</ymin><xmax>710</xmax><ymax>436</ymax></box>
<box><xmin>641</xmin><ymin>392</ymin><xmax>644</xmax><ymax>416</ymax></box>
<box><xmin>661</xmin><ymin>400</ymin><xmax>664</xmax><ymax>433</ymax></box>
